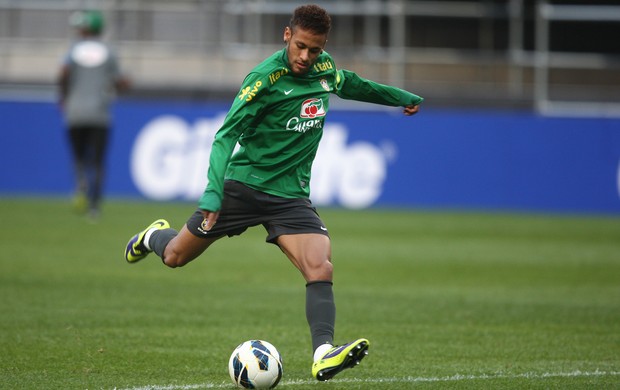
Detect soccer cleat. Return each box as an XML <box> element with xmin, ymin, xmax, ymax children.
<box><xmin>124</xmin><ymin>219</ymin><xmax>170</xmax><ymax>263</ymax></box>
<box><xmin>72</xmin><ymin>192</ymin><xmax>88</xmax><ymax>214</ymax></box>
<box><xmin>312</xmin><ymin>338</ymin><xmax>370</xmax><ymax>381</ymax></box>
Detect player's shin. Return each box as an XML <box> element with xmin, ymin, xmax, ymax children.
<box><xmin>306</xmin><ymin>280</ymin><xmax>335</xmax><ymax>354</ymax></box>
<box><xmin>149</xmin><ymin>228</ymin><xmax>177</xmax><ymax>258</ymax></box>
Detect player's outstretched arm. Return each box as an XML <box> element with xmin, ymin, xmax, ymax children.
<box><xmin>335</xmin><ymin>69</ymin><xmax>423</xmax><ymax>111</ymax></box>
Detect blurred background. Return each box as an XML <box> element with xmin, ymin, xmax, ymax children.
<box><xmin>1</xmin><ymin>0</ymin><xmax>619</xmax><ymax>112</ymax></box>
<box><xmin>1</xmin><ymin>0</ymin><xmax>620</xmax><ymax>213</ymax></box>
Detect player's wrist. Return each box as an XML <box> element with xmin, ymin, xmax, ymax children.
<box><xmin>198</xmin><ymin>190</ymin><xmax>221</xmax><ymax>212</ymax></box>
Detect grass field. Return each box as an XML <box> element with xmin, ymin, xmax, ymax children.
<box><xmin>1</xmin><ymin>197</ymin><xmax>619</xmax><ymax>389</ymax></box>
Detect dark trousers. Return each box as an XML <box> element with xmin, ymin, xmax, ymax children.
<box><xmin>68</xmin><ymin>125</ymin><xmax>108</xmax><ymax>211</ymax></box>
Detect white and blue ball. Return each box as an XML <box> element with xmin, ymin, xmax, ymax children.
<box><xmin>228</xmin><ymin>340</ymin><xmax>283</xmax><ymax>389</ymax></box>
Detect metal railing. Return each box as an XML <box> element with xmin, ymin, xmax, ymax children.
<box><xmin>0</xmin><ymin>0</ymin><xmax>618</xmax><ymax>116</ymax></box>
<box><xmin>534</xmin><ymin>2</ymin><xmax>620</xmax><ymax>117</ymax></box>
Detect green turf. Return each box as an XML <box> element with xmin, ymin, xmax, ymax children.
<box><xmin>0</xmin><ymin>197</ymin><xmax>619</xmax><ymax>389</ymax></box>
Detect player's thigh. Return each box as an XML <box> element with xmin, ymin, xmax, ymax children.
<box><xmin>277</xmin><ymin>233</ymin><xmax>332</xmax><ymax>281</ymax></box>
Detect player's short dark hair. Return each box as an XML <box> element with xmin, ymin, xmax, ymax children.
<box><xmin>290</xmin><ymin>4</ymin><xmax>331</xmax><ymax>35</ymax></box>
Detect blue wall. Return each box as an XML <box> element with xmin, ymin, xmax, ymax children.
<box><xmin>1</xmin><ymin>99</ymin><xmax>619</xmax><ymax>213</ymax></box>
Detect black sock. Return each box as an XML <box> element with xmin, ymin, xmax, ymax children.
<box><xmin>306</xmin><ymin>281</ymin><xmax>335</xmax><ymax>352</ymax></box>
<box><xmin>149</xmin><ymin>228</ymin><xmax>177</xmax><ymax>258</ymax></box>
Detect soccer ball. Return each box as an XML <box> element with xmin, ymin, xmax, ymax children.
<box><xmin>228</xmin><ymin>340</ymin><xmax>283</xmax><ymax>389</ymax></box>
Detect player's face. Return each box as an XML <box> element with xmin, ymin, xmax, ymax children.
<box><xmin>284</xmin><ymin>26</ymin><xmax>327</xmax><ymax>75</ymax></box>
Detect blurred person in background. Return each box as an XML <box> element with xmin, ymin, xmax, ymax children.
<box><xmin>58</xmin><ymin>10</ymin><xmax>129</xmax><ymax>219</ymax></box>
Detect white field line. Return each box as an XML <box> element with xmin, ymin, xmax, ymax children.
<box><xmin>117</xmin><ymin>369</ymin><xmax>620</xmax><ymax>390</ymax></box>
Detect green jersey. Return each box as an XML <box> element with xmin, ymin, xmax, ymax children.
<box><xmin>198</xmin><ymin>48</ymin><xmax>423</xmax><ymax>212</ymax></box>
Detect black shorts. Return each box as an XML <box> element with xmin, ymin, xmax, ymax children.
<box><xmin>186</xmin><ymin>180</ymin><xmax>329</xmax><ymax>244</ymax></box>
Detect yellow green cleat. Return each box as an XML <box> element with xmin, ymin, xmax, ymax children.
<box><xmin>312</xmin><ymin>338</ymin><xmax>369</xmax><ymax>381</ymax></box>
<box><xmin>124</xmin><ymin>219</ymin><xmax>170</xmax><ymax>263</ymax></box>
<box><xmin>72</xmin><ymin>192</ymin><xmax>88</xmax><ymax>214</ymax></box>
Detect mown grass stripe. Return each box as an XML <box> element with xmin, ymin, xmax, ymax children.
<box><xmin>120</xmin><ymin>370</ymin><xmax>620</xmax><ymax>389</ymax></box>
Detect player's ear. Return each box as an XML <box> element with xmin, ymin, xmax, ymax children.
<box><xmin>283</xmin><ymin>26</ymin><xmax>291</xmax><ymax>44</ymax></box>
<box><xmin>321</xmin><ymin>39</ymin><xmax>328</xmax><ymax>52</ymax></box>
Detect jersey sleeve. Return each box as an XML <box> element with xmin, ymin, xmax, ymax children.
<box><xmin>62</xmin><ymin>43</ymin><xmax>75</xmax><ymax>66</ymax></box>
<box><xmin>198</xmin><ymin>72</ymin><xmax>268</xmax><ymax>211</ymax></box>
<box><xmin>108</xmin><ymin>48</ymin><xmax>121</xmax><ymax>80</ymax></box>
<box><xmin>335</xmin><ymin>69</ymin><xmax>424</xmax><ymax>107</ymax></box>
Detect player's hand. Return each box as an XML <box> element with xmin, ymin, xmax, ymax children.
<box><xmin>403</xmin><ymin>104</ymin><xmax>420</xmax><ymax>116</ymax></box>
<box><xmin>200</xmin><ymin>210</ymin><xmax>220</xmax><ymax>231</ymax></box>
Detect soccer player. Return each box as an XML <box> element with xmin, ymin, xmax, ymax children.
<box><xmin>125</xmin><ymin>4</ymin><xmax>422</xmax><ymax>381</ymax></box>
<box><xmin>58</xmin><ymin>10</ymin><xmax>128</xmax><ymax>219</ymax></box>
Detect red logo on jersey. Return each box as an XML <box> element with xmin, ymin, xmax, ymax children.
<box><xmin>300</xmin><ymin>98</ymin><xmax>326</xmax><ymax>119</ymax></box>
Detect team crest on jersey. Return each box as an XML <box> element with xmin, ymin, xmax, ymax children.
<box><xmin>300</xmin><ymin>98</ymin><xmax>326</xmax><ymax>119</ymax></box>
<box><xmin>320</xmin><ymin>78</ymin><xmax>330</xmax><ymax>92</ymax></box>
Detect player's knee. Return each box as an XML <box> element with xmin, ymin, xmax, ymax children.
<box><xmin>162</xmin><ymin>251</ymin><xmax>190</xmax><ymax>268</ymax></box>
<box><xmin>306</xmin><ymin>259</ymin><xmax>333</xmax><ymax>281</ymax></box>
<box><xmin>163</xmin><ymin>256</ymin><xmax>178</xmax><ymax>268</ymax></box>
<box><xmin>322</xmin><ymin>259</ymin><xmax>333</xmax><ymax>276</ymax></box>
